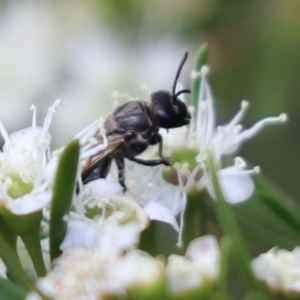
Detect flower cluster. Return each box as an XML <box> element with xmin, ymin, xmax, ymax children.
<box><xmin>33</xmin><ymin>235</ymin><xmax>220</xmax><ymax>300</ymax></box>
<box><xmin>0</xmin><ymin>52</ymin><xmax>291</xmax><ymax>300</ymax></box>
<box><xmin>166</xmin><ymin>66</ymin><xmax>287</xmax><ymax>204</ymax></box>
<box><xmin>0</xmin><ymin>99</ymin><xmax>60</xmax><ymax>215</ymax></box>
<box><xmin>93</xmin><ymin>65</ymin><xmax>287</xmax><ymax>243</ymax></box>
<box><xmin>252</xmin><ymin>247</ymin><xmax>300</xmax><ymax>295</ymax></box>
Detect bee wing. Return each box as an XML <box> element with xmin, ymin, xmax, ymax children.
<box><xmin>81</xmin><ymin>134</ymin><xmax>124</xmax><ymax>182</ymax></box>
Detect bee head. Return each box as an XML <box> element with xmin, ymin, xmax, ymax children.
<box><xmin>150</xmin><ymin>52</ymin><xmax>191</xmax><ymax>129</ymax></box>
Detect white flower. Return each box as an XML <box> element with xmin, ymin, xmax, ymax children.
<box><xmin>0</xmin><ymin>100</ymin><xmax>60</xmax><ymax>214</ymax></box>
<box><xmin>166</xmin><ymin>235</ymin><xmax>220</xmax><ymax>295</ymax></box>
<box><xmin>78</xmin><ymin>138</ymin><xmax>182</xmax><ymax>232</ymax></box>
<box><xmin>103</xmin><ymin>161</ymin><xmax>184</xmax><ymax>232</ymax></box>
<box><xmin>36</xmin><ymin>248</ymin><xmax>165</xmax><ymax>300</ymax></box>
<box><xmin>74</xmin><ymin>182</ymin><xmax>148</xmax><ymax>227</ymax></box>
<box><xmin>36</xmin><ymin>247</ymin><xmax>122</xmax><ymax>300</ymax></box>
<box><xmin>127</xmin><ymin>162</ymin><xmax>185</xmax><ymax>230</ymax></box>
<box><xmin>60</xmin><ymin>212</ymin><xmax>142</xmax><ymax>261</ymax></box>
<box><xmin>75</xmin><ymin>64</ymin><xmax>286</xmax><ymax>245</ymax></box>
<box><xmin>37</xmin><ymin>189</ymin><xmax>148</xmax><ymax>300</ymax></box>
<box><xmin>61</xmin><ymin>183</ymin><xmax>149</xmax><ymax>257</ymax></box>
<box><xmin>48</xmin><ymin>116</ymin><xmax>108</xmax><ymax>190</ymax></box>
<box><xmin>163</xmin><ymin>66</ymin><xmax>287</xmax><ymax>204</ymax></box>
<box><xmin>109</xmin><ymin>250</ymin><xmax>165</xmax><ymax>292</ymax></box>
<box><xmin>252</xmin><ymin>247</ymin><xmax>300</xmax><ymax>295</ymax></box>
<box><xmin>36</xmin><ymin>236</ymin><xmax>219</xmax><ymax>299</ymax></box>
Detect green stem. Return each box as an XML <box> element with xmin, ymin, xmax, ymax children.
<box><xmin>0</xmin><ymin>277</ymin><xmax>27</xmax><ymax>300</ymax></box>
<box><xmin>198</xmin><ymin>193</ymin><xmax>208</xmax><ymax>235</ymax></box>
<box><xmin>217</xmin><ymin>236</ymin><xmax>232</xmax><ymax>295</ymax></box>
<box><xmin>184</xmin><ymin>190</ymin><xmax>207</xmax><ymax>246</ymax></box>
<box><xmin>183</xmin><ymin>195</ymin><xmax>199</xmax><ymax>246</ymax></box>
<box><xmin>0</xmin><ymin>232</ymin><xmax>33</xmax><ymax>291</ymax></box>
<box><xmin>20</xmin><ymin>230</ymin><xmax>46</xmax><ymax>277</ymax></box>
<box><xmin>0</xmin><ymin>214</ymin><xmax>18</xmax><ymax>250</ymax></box>
<box><xmin>0</xmin><ymin>214</ymin><xmax>20</xmax><ymax>280</ymax></box>
<box><xmin>1</xmin><ymin>210</ymin><xmax>46</xmax><ymax>277</ymax></box>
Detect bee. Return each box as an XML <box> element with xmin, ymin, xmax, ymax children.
<box><xmin>82</xmin><ymin>52</ymin><xmax>191</xmax><ymax>191</ymax></box>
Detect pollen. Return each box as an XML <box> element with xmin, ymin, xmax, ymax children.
<box><xmin>191</xmin><ymin>70</ymin><xmax>201</xmax><ymax>79</ymax></box>
<box><xmin>279</xmin><ymin>113</ymin><xmax>288</xmax><ymax>122</ymax></box>
<box><xmin>48</xmin><ymin>99</ymin><xmax>61</xmax><ymax>113</ymax></box>
<box><xmin>29</xmin><ymin>104</ymin><xmax>37</xmax><ymax>111</ymax></box>
<box><xmin>241</xmin><ymin>100</ymin><xmax>249</xmax><ymax>109</ymax></box>
<box><xmin>201</xmin><ymin>65</ymin><xmax>210</xmax><ymax>76</ymax></box>
<box><xmin>253</xmin><ymin>166</ymin><xmax>260</xmax><ymax>173</ymax></box>
<box><xmin>234</xmin><ymin>157</ymin><xmax>246</xmax><ymax>167</ymax></box>
<box><xmin>188</xmin><ymin>105</ymin><xmax>195</xmax><ymax>114</ymax></box>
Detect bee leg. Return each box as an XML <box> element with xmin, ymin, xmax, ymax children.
<box><xmin>149</xmin><ymin>133</ymin><xmax>169</xmax><ymax>163</ymax></box>
<box><xmin>128</xmin><ymin>156</ymin><xmax>170</xmax><ymax>166</ymax></box>
<box><xmin>157</xmin><ymin>133</ymin><xmax>165</xmax><ymax>159</ymax></box>
<box><xmin>115</xmin><ymin>157</ymin><xmax>127</xmax><ymax>192</ymax></box>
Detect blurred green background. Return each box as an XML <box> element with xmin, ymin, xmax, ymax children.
<box><xmin>0</xmin><ymin>0</ymin><xmax>298</xmax><ymax>201</ymax></box>
<box><xmin>0</xmin><ymin>1</ymin><xmax>299</xmax><ymax>298</ymax></box>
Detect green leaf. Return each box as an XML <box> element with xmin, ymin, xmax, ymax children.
<box><xmin>0</xmin><ymin>278</ymin><xmax>27</xmax><ymax>300</ymax></box>
<box><xmin>207</xmin><ymin>155</ymin><xmax>264</xmax><ymax>293</ymax></box>
<box><xmin>1</xmin><ymin>210</ymin><xmax>46</xmax><ymax>277</ymax></box>
<box><xmin>49</xmin><ymin>139</ymin><xmax>80</xmax><ymax>262</ymax></box>
<box><xmin>237</xmin><ymin>216</ymin><xmax>297</xmax><ymax>250</ymax></box>
<box><xmin>234</xmin><ymin>194</ymin><xmax>300</xmax><ymax>250</ymax></box>
<box><xmin>217</xmin><ymin>236</ymin><xmax>232</xmax><ymax>295</ymax></box>
<box><xmin>243</xmin><ymin>292</ymin><xmax>270</xmax><ymax>300</ymax></box>
<box><xmin>139</xmin><ymin>220</ymin><xmax>180</xmax><ymax>256</ymax></box>
<box><xmin>184</xmin><ymin>190</ymin><xmax>207</xmax><ymax>246</ymax></box>
<box><xmin>255</xmin><ymin>176</ymin><xmax>300</xmax><ymax>236</ymax></box>
<box><xmin>0</xmin><ymin>231</ymin><xmax>33</xmax><ymax>291</ymax></box>
<box><xmin>191</xmin><ymin>43</ymin><xmax>209</xmax><ymax>122</ymax></box>
<box><xmin>0</xmin><ymin>214</ymin><xmax>17</xmax><ymax>252</ymax></box>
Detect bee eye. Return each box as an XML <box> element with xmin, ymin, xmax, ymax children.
<box><xmin>150</xmin><ymin>90</ymin><xmax>190</xmax><ymax>128</ymax></box>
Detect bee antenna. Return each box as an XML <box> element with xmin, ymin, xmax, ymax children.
<box><xmin>174</xmin><ymin>89</ymin><xmax>191</xmax><ymax>99</ymax></box>
<box><xmin>172</xmin><ymin>52</ymin><xmax>188</xmax><ymax>102</ymax></box>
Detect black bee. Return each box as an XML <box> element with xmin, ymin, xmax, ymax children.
<box><xmin>82</xmin><ymin>52</ymin><xmax>191</xmax><ymax>191</ymax></box>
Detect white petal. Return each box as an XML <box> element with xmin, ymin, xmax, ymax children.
<box><xmin>86</xmin><ymin>178</ymin><xmax>123</xmax><ymax>195</ymax></box>
<box><xmin>96</xmin><ymin>221</ymin><xmax>140</xmax><ymax>259</ymax></box>
<box><xmin>110</xmin><ymin>250</ymin><xmax>164</xmax><ymax>288</ymax></box>
<box><xmin>60</xmin><ymin>214</ymin><xmax>97</xmax><ymax>250</ymax></box>
<box><xmin>0</xmin><ymin>258</ymin><xmax>6</xmax><ymax>279</ymax></box>
<box><xmin>145</xmin><ymin>184</ymin><xmax>185</xmax><ymax>217</ymax></box>
<box><xmin>251</xmin><ymin>247</ymin><xmax>300</xmax><ymax>293</ymax></box>
<box><xmin>8</xmin><ymin>191</ymin><xmax>52</xmax><ymax>215</ymax></box>
<box><xmin>61</xmin><ymin>213</ymin><xmax>141</xmax><ymax>261</ymax></box>
<box><xmin>144</xmin><ymin>201</ymin><xmax>179</xmax><ymax>232</ymax></box>
<box><xmin>25</xmin><ymin>292</ymin><xmax>43</xmax><ymax>300</ymax></box>
<box><xmin>206</xmin><ymin>168</ymin><xmax>254</xmax><ymax>204</ymax></box>
<box><xmin>186</xmin><ymin>235</ymin><xmax>220</xmax><ymax>261</ymax></box>
<box><xmin>186</xmin><ymin>235</ymin><xmax>220</xmax><ymax>280</ymax></box>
